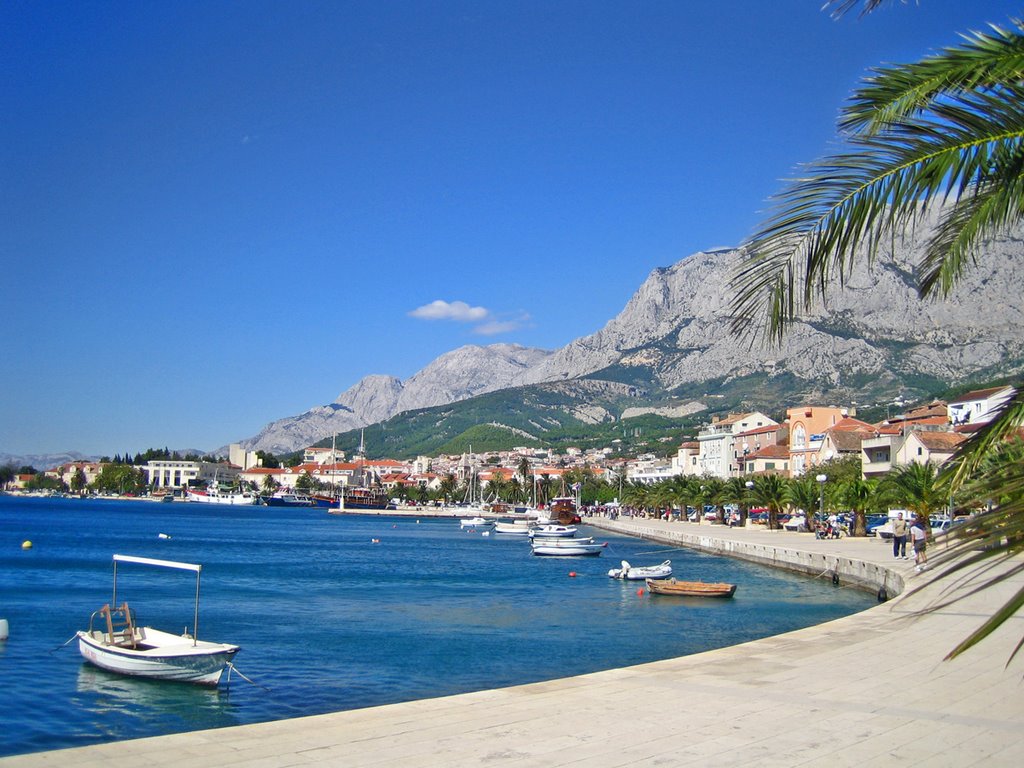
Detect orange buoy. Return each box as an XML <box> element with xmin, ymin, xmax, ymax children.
<box><xmin>568</xmin><ymin>571</ymin><xmax>577</xmax><ymax>578</ymax></box>
<box><xmin>637</xmin><ymin>588</ymin><xmax>645</xmax><ymax>597</ymax></box>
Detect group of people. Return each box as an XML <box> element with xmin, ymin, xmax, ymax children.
<box><xmin>890</xmin><ymin>512</ymin><xmax>929</xmax><ymax>572</ymax></box>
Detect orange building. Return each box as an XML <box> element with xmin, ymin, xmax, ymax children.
<box><xmin>787</xmin><ymin>405</ymin><xmax>854</xmax><ymax>477</ymax></box>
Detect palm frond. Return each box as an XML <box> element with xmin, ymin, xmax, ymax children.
<box><xmin>730</xmin><ymin>64</ymin><xmax>1024</xmax><ymax>343</ymax></box>
<box><xmin>824</xmin><ymin>0</ymin><xmax>906</xmax><ymax>21</ymax></box>
<box><xmin>919</xmin><ymin>141</ymin><xmax>1024</xmax><ymax>296</ymax></box>
<box><xmin>841</xmin><ymin>20</ymin><xmax>1024</xmax><ymax>135</ymax></box>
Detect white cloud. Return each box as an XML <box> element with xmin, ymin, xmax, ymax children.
<box><xmin>473</xmin><ymin>312</ymin><xmax>532</xmax><ymax>336</ymax></box>
<box><xmin>409</xmin><ymin>300</ymin><xmax>489</xmax><ymax>322</ymax></box>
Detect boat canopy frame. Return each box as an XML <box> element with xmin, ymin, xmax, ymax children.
<box><xmin>111</xmin><ymin>554</ymin><xmax>204</xmax><ymax>646</ymax></box>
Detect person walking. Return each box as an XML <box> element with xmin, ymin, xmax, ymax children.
<box><xmin>910</xmin><ymin>516</ymin><xmax>928</xmax><ymax>572</ymax></box>
<box><xmin>892</xmin><ymin>512</ymin><xmax>908</xmax><ymax>559</ymax></box>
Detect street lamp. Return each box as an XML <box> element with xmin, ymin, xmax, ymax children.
<box><xmin>744</xmin><ymin>479</ymin><xmax>754</xmax><ymax>527</ymax></box>
<box><xmin>816</xmin><ymin>473</ymin><xmax>827</xmax><ymax>532</ymax></box>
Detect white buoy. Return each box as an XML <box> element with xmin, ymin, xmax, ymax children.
<box><xmin>0</xmin><ymin>618</ymin><xmax>8</xmax><ymax>640</ymax></box>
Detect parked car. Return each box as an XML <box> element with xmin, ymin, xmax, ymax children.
<box><xmin>865</xmin><ymin>514</ymin><xmax>888</xmax><ymax>536</ymax></box>
<box><xmin>782</xmin><ymin>515</ymin><xmax>807</xmax><ymax>532</ymax></box>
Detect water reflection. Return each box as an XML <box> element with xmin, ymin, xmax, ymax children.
<box><xmin>74</xmin><ymin>664</ymin><xmax>239</xmax><ymax>733</ymax></box>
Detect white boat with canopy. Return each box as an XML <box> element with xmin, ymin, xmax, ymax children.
<box><xmin>77</xmin><ymin>554</ymin><xmax>239</xmax><ymax>686</ymax></box>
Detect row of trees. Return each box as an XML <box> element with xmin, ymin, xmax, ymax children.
<box><xmin>618</xmin><ymin>457</ymin><xmax>953</xmax><ymax>534</ymax></box>
<box><xmin>3</xmin><ymin>463</ymin><xmax>149</xmax><ymax>495</ymax></box>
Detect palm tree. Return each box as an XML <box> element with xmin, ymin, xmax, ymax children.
<box><xmin>838</xmin><ymin>477</ymin><xmax>880</xmax><ymax>537</ymax></box>
<box><xmin>536</xmin><ymin>474</ymin><xmax>554</xmax><ymax>507</ymax></box>
<box><xmin>749</xmin><ymin>474</ymin><xmax>790</xmax><ymax>530</ymax></box>
<box><xmin>730</xmin><ymin>3</ymin><xmax>1024</xmax><ymax>656</ymax></box>
<box><xmin>621</xmin><ymin>481</ymin><xmax>650</xmax><ymax>515</ymax></box>
<box><xmin>438</xmin><ymin>473</ymin><xmax>458</xmax><ymax>505</ymax></box>
<box><xmin>883</xmin><ymin>463</ymin><xmax>944</xmax><ymax>526</ymax></box>
<box><xmin>786</xmin><ymin>476</ymin><xmax>822</xmax><ymax>531</ymax></box>
<box><xmin>719</xmin><ymin>477</ymin><xmax>752</xmax><ymax>526</ymax></box>
<box><xmin>485</xmin><ymin>476</ymin><xmax>507</xmax><ymax>503</ymax></box>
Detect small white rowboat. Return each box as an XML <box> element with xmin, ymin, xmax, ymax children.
<box><xmin>77</xmin><ymin>554</ymin><xmax>239</xmax><ymax>685</ymax></box>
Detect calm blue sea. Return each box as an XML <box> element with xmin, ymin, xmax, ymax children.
<box><xmin>0</xmin><ymin>495</ymin><xmax>873</xmax><ymax>758</ymax></box>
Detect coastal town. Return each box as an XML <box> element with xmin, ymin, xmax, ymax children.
<box><xmin>4</xmin><ymin>385</ymin><xmax>1012</xmax><ymax>516</ymax></box>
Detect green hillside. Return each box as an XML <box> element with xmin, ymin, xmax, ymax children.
<box><xmin>298</xmin><ymin>365</ymin><xmax>1021</xmax><ymax>462</ymax></box>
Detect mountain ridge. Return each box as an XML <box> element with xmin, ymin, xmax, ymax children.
<box><xmin>236</xmin><ymin>211</ymin><xmax>1024</xmax><ymax>455</ymax></box>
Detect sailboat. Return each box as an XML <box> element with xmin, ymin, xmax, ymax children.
<box><xmin>326</xmin><ymin>430</ymin><xmax>389</xmax><ymax>513</ymax></box>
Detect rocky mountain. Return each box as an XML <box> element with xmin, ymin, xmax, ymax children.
<box><xmin>240</xmin><ymin>210</ymin><xmax>1024</xmax><ymax>455</ymax></box>
<box><xmin>516</xmin><ymin>210</ymin><xmax>1024</xmax><ymax>392</ymax></box>
<box><xmin>236</xmin><ymin>344</ymin><xmax>554</xmax><ymax>455</ymax></box>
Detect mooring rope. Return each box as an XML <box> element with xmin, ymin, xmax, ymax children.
<box><xmin>226</xmin><ymin>661</ymin><xmax>270</xmax><ymax>691</ymax></box>
<box><xmin>49</xmin><ymin>634</ymin><xmax>79</xmax><ymax>653</ymax></box>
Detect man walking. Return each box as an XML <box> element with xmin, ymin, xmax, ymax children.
<box><xmin>910</xmin><ymin>516</ymin><xmax>928</xmax><ymax>572</ymax></box>
<box><xmin>892</xmin><ymin>512</ymin><xmax>908</xmax><ymax>559</ymax></box>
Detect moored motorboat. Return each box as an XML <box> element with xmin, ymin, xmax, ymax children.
<box><xmin>77</xmin><ymin>555</ymin><xmax>239</xmax><ymax>685</ymax></box>
<box><xmin>528</xmin><ymin>524</ymin><xmax>578</xmax><ymax>538</ymax></box>
<box><xmin>186</xmin><ymin>485</ymin><xmax>256</xmax><ymax>505</ymax></box>
<box><xmin>260</xmin><ymin>492</ymin><xmax>315</xmax><ymax>507</ymax></box>
<box><xmin>493</xmin><ymin>520</ymin><xmax>534</xmax><ymax>535</ymax></box>
<box><xmin>531</xmin><ymin>539</ymin><xmax>605</xmax><ymax>556</ymax></box>
<box><xmin>320</xmin><ymin>486</ymin><xmax>391</xmax><ymax>512</ymax></box>
<box><xmin>460</xmin><ymin>516</ymin><xmax>494</xmax><ymax>528</ymax></box>
<box><xmin>607</xmin><ymin>559</ymin><xmax>672</xmax><ymax>580</ymax></box>
<box><xmin>644</xmin><ymin>578</ymin><xmax>737</xmax><ymax>597</ymax></box>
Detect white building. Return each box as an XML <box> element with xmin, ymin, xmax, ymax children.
<box><xmin>697</xmin><ymin>412</ymin><xmax>778</xmax><ymax>478</ymax></box>
<box><xmin>948</xmin><ymin>385</ymin><xmax>1015</xmax><ymax>427</ymax></box>
<box><xmin>143</xmin><ymin>460</ymin><xmax>240</xmax><ymax>489</ymax></box>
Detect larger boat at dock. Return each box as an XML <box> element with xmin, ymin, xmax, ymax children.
<box><xmin>321</xmin><ymin>486</ymin><xmax>390</xmax><ymax>512</ymax></box>
<box><xmin>185</xmin><ymin>485</ymin><xmax>257</xmax><ymax>505</ymax></box>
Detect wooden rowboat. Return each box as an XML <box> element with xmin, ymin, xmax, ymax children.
<box><xmin>644</xmin><ymin>578</ymin><xmax>737</xmax><ymax>598</ymax></box>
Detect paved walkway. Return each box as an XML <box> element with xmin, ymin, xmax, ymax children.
<box><xmin>4</xmin><ymin>519</ymin><xmax>1023</xmax><ymax>767</ymax></box>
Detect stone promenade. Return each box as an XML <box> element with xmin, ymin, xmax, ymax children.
<box><xmin>3</xmin><ymin>518</ymin><xmax>1022</xmax><ymax>767</ymax></box>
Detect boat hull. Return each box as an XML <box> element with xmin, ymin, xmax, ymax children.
<box><xmin>186</xmin><ymin>490</ymin><xmax>256</xmax><ymax>505</ymax></box>
<box><xmin>260</xmin><ymin>494</ymin><xmax>315</xmax><ymax>507</ymax></box>
<box><xmin>317</xmin><ymin>490</ymin><xmax>390</xmax><ymax>511</ymax></box>
<box><xmin>608</xmin><ymin>560</ymin><xmax>672</xmax><ymax>580</ymax></box>
<box><xmin>493</xmin><ymin>522</ymin><xmax>533</xmax><ymax>535</ymax></box>
<box><xmin>531</xmin><ymin>541</ymin><xmax>604</xmax><ymax>556</ymax></box>
<box><xmin>529</xmin><ymin>525</ymin><xmax>578</xmax><ymax>538</ymax></box>
<box><xmin>644</xmin><ymin>579</ymin><xmax>737</xmax><ymax>597</ymax></box>
<box><xmin>77</xmin><ymin>628</ymin><xmax>239</xmax><ymax>685</ymax></box>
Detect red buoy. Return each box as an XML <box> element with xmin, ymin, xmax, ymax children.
<box><xmin>637</xmin><ymin>588</ymin><xmax>644</xmax><ymax>597</ymax></box>
<box><xmin>568</xmin><ymin>571</ymin><xmax>577</xmax><ymax>578</ymax></box>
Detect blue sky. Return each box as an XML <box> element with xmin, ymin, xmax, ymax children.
<box><xmin>2</xmin><ymin>0</ymin><xmax>1020</xmax><ymax>458</ymax></box>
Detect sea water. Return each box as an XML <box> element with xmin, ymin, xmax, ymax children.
<box><xmin>0</xmin><ymin>495</ymin><xmax>874</xmax><ymax>757</ymax></box>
